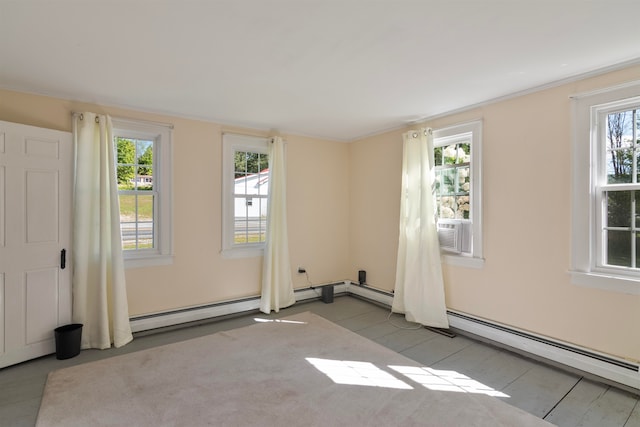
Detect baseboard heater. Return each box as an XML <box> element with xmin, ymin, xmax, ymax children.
<box><xmin>448</xmin><ymin>311</ymin><xmax>638</xmax><ymax>372</ymax></box>
<box><xmin>130</xmin><ymin>282</ymin><xmax>347</xmax><ymax>333</ymax></box>
<box><xmin>448</xmin><ymin>311</ymin><xmax>639</xmax><ymax>391</ymax></box>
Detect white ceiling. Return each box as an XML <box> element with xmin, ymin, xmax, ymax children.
<box><xmin>1</xmin><ymin>1</ymin><xmax>639</xmax><ymax>141</ymax></box>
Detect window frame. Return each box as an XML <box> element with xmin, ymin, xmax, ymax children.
<box><xmin>221</xmin><ymin>133</ymin><xmax>270</xmax><ymax>259</ymax></box>
<box><xmin>570</xmin><ymin>80</ymin><xmax>640</xmax><ymax>294</ymax></box>
<box><xmin>112</xmin><ymin>118</ymin><xmax>173</xmax><ymax>268</ymax></box>
<box><xmin>433</xmin><ymin>121</ymin><xmax>484</xmax><ymax>268</ymax></box>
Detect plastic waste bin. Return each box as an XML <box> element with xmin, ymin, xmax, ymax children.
<box><xmin>54</xmin><ymin>324</ymin><xmax>83</xmax><ymax>360</ymax></box>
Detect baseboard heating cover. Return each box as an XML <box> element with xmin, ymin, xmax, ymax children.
<box><xmin>447</xmin><ymin>310</ymin><xmax>639</xmax><ymax>390</ymax></box>
<box><xmin>130</xmin><ymin>282</ymin><xmax>347</xmax><ymax>333</ymax></box>
<box><xmin>130</xmin><ymin>281</ymin><xmax>639</xmax><ymax>390</ymax></box>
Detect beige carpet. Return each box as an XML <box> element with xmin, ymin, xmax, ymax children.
<box><xmin>37</xmin><ymin>312</ymin><xmax>553</xmax><ymax>426</ymax></box>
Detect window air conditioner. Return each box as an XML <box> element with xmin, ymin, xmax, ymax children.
<box><xmin>437</xmin><ymin>221</ymin><xmax>462</xmax><ymax>253</ymax></box>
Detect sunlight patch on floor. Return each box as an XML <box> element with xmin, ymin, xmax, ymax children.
<box><xmin>253</xmin><ymin>318</ymin><xmax>307</xmax><ymax>325</ymax></box>
<box><xmin>389</xmin><ymin>365</ymin><xmax>510</xmax><ymax>397</ymax></box>
<box><xmin>306</xmin><ymin>358</ymin><xmax>413</xmax><ymax>389</ymax></box>
<box><xmin>305</xmin><ymin>357</ymin><xmax>509</xmax><ymax>397</ymax></box>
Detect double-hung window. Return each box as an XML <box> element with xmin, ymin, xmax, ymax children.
<box><xmin>433</xmin><ymin>121</ymin><xmax>483</xmax><ymax>267</ymax></box>
<box><xmin>222</xmin><ymin>133</ymin><xmax>270</xmax><ymax>258</ymax></box>
<box><xmin>571</xmin><ymin>81</ymin><xmax>640</xmax><ymax>294</ymax></box>
<box><xmin>113</xmin><ymin>118</ymin><xmax>173</xmax><ymax>267</ymax></box>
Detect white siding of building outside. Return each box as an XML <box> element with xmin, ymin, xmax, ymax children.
<box><xmin>234</xmin><ymin>170</ymin><xmax>268</xmax><ymax>218</ymax></box>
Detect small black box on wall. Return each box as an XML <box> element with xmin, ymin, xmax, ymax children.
<box><xmin>358</xmin><ymin>270</ymin><xmax>366</xmax><ymax>285</ymax></box>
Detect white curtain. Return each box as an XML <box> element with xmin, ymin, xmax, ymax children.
<box><xmin>260</xmin><ymin>136</ymin><xmax>295</xmax><ymax>313</ymax></box>
<box><xmin>392</xmin><ymin>128</ymin><xmax>449</xmax><ymax>328</ymax></box>
<box><xmin>72</xmin><ymin>112</ymin><xmax>133</xmax><ymax>349</ymax></box>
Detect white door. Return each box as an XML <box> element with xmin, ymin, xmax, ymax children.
<box><xmin>0</xmin><ymin>120</ymin><xmax>72</xmax><ymax>368</ymax></box>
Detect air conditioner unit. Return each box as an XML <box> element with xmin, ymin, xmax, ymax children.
<box><xmin>437</xmin><ymin>221</ymin><xmax>462</xmax><ymax>253</ymax></box>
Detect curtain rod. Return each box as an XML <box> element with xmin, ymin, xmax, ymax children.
<box><xmin>71</xmin><ymin>111</ymin><xmax>174</xmax><ymax>129</ymax></box>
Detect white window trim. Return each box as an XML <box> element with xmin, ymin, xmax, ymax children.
<box><xmin>570</xmin><ymin>80</ymin><xmax>640</xmax><ymax>295</ymax></box>
<box><xmin>221</xmin><ymin>133</ymin><xmax>269</xmax><ymax>259</ymax></box>
<box><xmin>433</xmin><ymin>120</ymin><xmax>484</xmax><ymax>268</ymax></box>
<box><xmin>112</xmin><ymin>117</ymin><xmax>174</xmax><ymax>268</ymax></box>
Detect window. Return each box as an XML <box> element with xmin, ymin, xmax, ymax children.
<box><xmin>571</xmin><ymin>81</ymin><xmax>640</xmax><ymax>294</ymax></box>
<box><xmin>222</xmin><ymin>133</ymin><xmax>270</xmax><ymax>258</ymax></box>
<box><xmin>113</xmin><ymin>118</ymin><xmax>173</xmax><ymax>268</ymax></box>
<box><xmin>433</xmin><ymin>121</ymin><xmax>483</xmax><ymax>268</ymax></box>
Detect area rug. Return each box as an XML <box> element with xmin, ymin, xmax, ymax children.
<box><xmin>37</xmin><ymin>312</ymin><xmax>552</xmax><ymax>426</ymax></box>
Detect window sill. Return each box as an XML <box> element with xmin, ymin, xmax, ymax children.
<box><xmin>569</xmin><ymin>270</ymin><xmax>640</xmax><ymax>295</ymax></box>
<box><xmin>442</xmin><ymin>254</ymin><xmax>485</xmax><ymax>269</ymax></box>
<box><xmin>124</xmin><ymin>254</ymin><xmax>174</xmax><ymax>269</ymax></box>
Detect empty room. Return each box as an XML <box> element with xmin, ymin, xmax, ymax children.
<box><xmin>0</xmin><ymin>1</ymin><xmax>639</xmax><ymax>426</ymax></box>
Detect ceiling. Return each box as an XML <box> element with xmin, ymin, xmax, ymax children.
<box><xmin>1</xmin><ymin>1</ymin><xmax>639</xmax><ymax>141</ymax></box>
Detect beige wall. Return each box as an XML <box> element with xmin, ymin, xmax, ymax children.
<box><xmin>3</xmin><ymin>64</ymin><xmax>639</xmax><ymax>363</ymax></box>
<box><xmin>348</xmin><ymin>65</ymin><xmax>640</xmax><ymax>362</ymax></box>
<box><xmin>0</xmin><ymin>89</ymin><xmax>350</xmax><ymax>316</ymax></box>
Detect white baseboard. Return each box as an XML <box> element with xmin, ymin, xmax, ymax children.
<box><xmin>130</xmin><ymin>282</ymin><xmax>348</xmax><ymax>333</ymax></box>
<box><xmin>447</xmin><ymin>311</ymin><xmax>639</xmax><ymax>391</ymax></box>
<box><xmin>345</xmin><ymin>281</ymin><xmax>394</xmax><ymax>306</ymax></box>
<box><xmin>130</xmin><ymin>281</ymin><xmax>639</xmax><ymax>391</ymax></box>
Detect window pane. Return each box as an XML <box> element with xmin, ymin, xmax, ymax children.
<box><xmin>441</xmin><ymin>169</ymin><xmax>456</xmax><ymax>194</ymax></box>
<box><xmin>443</xmin><ymin>145</ymin><xmax>457</xmax><ymax>165</ymax></box>
<box><xmin>457</xmin><ymin>142</ymin><xmax>471</xmax><ymax>164</ymax></box>
<box><xmin>119</xmin><ymin>194</ymin><xmax>135</xmax><ymax>249</ymax></box>
<box><xmin>234</xmin><ymin>227</ymin><xmax>248</xmax><ymax>244</ymax></box>
<box><xmin>456</xmin><ymin>195</ymin><xmax>470</xmax><ymax>219</ymax></box>
<box><xmin>135</xmin><ymin>166</ymin><xmax>153</xmax><ymax>190</ymax></box>
<box><xmin>234</xmin><ymin>196</ymin><xmax>249</xmax><ymax>243</ymax></box>
<box><xmin>119</xmin><ymin>194</ymin><xmax>155</xmax><ymax>250</ymax></box>
<box><xmin>255</xmin><ymin>170</ymin><xmax>268</xmax><ymax>196</ymax></box>
<box><xmin>606</xmin><ymin>230</ymin><xmax>631</xmax><ymax>267</ymax></box>
<box><xmin>137</xmin><ymin>194</ymin><xmax>154</xmax><ymax>222</ymax></box>
<box><xmin>434</xmin><ymin>146</ymin><xmax>442</xmax><ymax>166</ymax></box>
<box><xmin>117</xmin><ymin>138</ymin><xmax>136</xmax><ymax>187</ymax></box>
<box><xmin>234</xmin><ymin>196</ymin><xmax>266</xmax><ymax>244</ymax></box>
<box><xmin>137</xmin><ymin>221</ymin><xmax>154</xmax><ymax>249</ymax></box>
<box><xmin>235</xmin><ymin>152</ymin><xmax>248</xmax><ymax>176</ymax></box>
<box><xmin>636</xmin><ymin>191</ymin><xmax>640</xmax><ymax>228</ymax></box>
<box><xmin>259</xmin><ymin>153</ymin><xmax>269</xmax><ymax>172</ymax></box>
<box><xmin>606</xmin><ymin>149</ymin><xmax>632</xmax><ymax>183</ymax></box>
<box><xmin>607</xmin><ymin>111</ymin><xmax>634</xmax><ymax>149</ymax></box>
<box><xmin>606</xmin><ymin>191</ymin><xmax>631</xmax><ymax>227</ymax></box>
<box><xmin>606</xmin><ymin>110</ymin><xmax>634</xmax><ymax>184</ymax></box>
<box><xmin>457</xmin><ymin>166</ymin><xmax>470</xmax><ymax>193</ymax></box>
<box><xmin>439</xmin><ymin>196</ymin><xmax>456</xmax><ymax>219</ymax></box>
<box><xmin>258</xmin><ymin>217</ymin><xmax>267</xmax><ymax>243</ymax></box>
<box><xmin>246</xmin><ymin>152</ymin><xmax>260</xmax><ymax>174</ymax></box>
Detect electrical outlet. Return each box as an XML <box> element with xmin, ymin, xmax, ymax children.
<box><xmin>297</xmin><ymin>267</ymin><xmax>306</xmax><ymax>274</ymax></box>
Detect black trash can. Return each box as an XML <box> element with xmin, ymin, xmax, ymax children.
<box><xmin>54</xmin><ymin>324</ymin><xmax>83</xmax><ymax>360</ymax></box>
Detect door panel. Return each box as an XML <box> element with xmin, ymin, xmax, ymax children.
<box><xmin>0</xmin><ymin>120</ymin><xmax>72</xmax><ymax>368</ymax></box>
<box><xmin>26</xmin><ymin>269</ymin><xmax>59</xmax><ymax>344</ymax></box>
<box><xmin>26</xmin><ymin>170</ymin><xmax>59</xmax><ymax>243</ymax></box>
